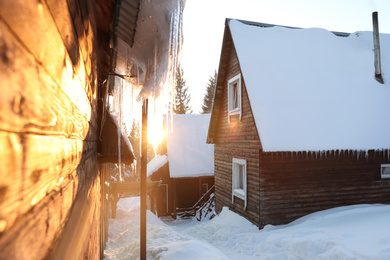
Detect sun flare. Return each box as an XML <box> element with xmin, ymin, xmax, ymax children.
<box><xmin>148</xmin><ymin>124</ymin><xmax>164</xmax><ymax>149</ymax></box>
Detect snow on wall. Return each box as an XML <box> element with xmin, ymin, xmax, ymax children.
<box><xmin>229</xmin><ymin>19</ymin><xmax>390</xmax><ymax>152</ymax></box>
<box><xmin>166</xmin><ymin>114</ymin><xmax>214</xmax><ymax>178</ymax></box>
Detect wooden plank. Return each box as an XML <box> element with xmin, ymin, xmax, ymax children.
<box><xmin>49</xmin><ymin>174</ymin><xmax>100</xmax><ymax>260</ymax></box>
<box><xmin>0</xmin><ymin>20</ymin><xmax>95</xmax><ymax>140</ymax></box>
<box><xmin>0</xmin><ymin>132</ymin><xmax>23</xmax><ymax>234</ymax></box>
<box><xmin>0</xmin><ymin>133</ymin><xmax>96</xmax><ymax>235</ymax></box>
<box><xmin>111</xmin><ymin>181</ymin><xmax>160</xmax><ymax>194</ymax></box>
<box><xmin>0</xmin><ymin>1</ymin><xmax>94</xmax><ymax>126</ymax></box>
<box><xmin>45</xmin><ymin>0</ymin><xmax>80</xmax><ymax>67</ymax></box>
<box><xmin>0</xmin><ymin>173</ymin><xmax>77</xmax><ymax>260</ymax></box>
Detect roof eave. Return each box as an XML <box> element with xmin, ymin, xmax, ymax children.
<box><xmin>207</xmin><ymin>19</ymin><xmax>232</xmax><ymax>144</ymax></box>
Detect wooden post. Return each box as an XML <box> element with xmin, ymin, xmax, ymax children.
<box><xmin>173</xmin><ymin>178</ymin><xmax>177</xmax><ymax>219</ymax></box>
<box><xmin>140</xmin><ymin>99</ymin><xmax>148</xmax><ymax>260</ymax></box>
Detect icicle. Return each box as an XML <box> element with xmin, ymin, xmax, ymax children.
<box><xmin>356</xmin><ymin>150</ymin><xmax>360</xmax><ymax>161</ymax></box>
<box><xmin>117</xmin><ymin>79</ymin><xmax>123</xmax><ymax>182</ymax></box>
<box><xmin>306</xmin><ymin>151</ymin><xmax>308</xmax><ymax>160</ymax></box>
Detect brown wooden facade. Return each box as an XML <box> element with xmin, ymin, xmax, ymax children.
<box><xmin>150</xmin><ymin>162</ymin><xmax>214</xmax><ymax>217</ymax></box>
<box><xmin>208</xmin><ymin>20</ymin><xmax>390</xmax><ymax>228</ymax></box>
<box><xmin>0</xmin><ymin>0</ymin><xmax>135</xmax><ymax>259</ymax></box>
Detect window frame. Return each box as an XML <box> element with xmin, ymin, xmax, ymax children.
<box><xmin>381</xmin><ymin>164</ymin><xmax>390</xmax><ymax>179</ymax></box>
<box><xmin>232</xmin><ymin>157</ymin><xmax>247</xmax><ymax>208</ymax></box>
<box><xmin>227</xmin><ymin>74</ymin><xmax>242</xmax><ymax>121</ymax></box>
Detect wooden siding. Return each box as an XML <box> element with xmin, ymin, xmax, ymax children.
<box><xmin>150</xmin><ymin>164</ymin><xmax>214</xmax><ymax>216</ymax></box>
<box><xmin>213</xmin><ymin>43</ymin><xmax>262</xmax><ymax>226</ymax></box>
<box><xmin>0</xmin><ymin>0</ymin><xmax>110</xmax><ymax>258</ymax></box>
<box><xmin>213</xmin><ymin>22</ymin><xmax>390</xmax><ymax>229</ymax></box>
<box><xmin>259</xmin><ymin>150</ymin><xmax>390</xmax><ymax>227</ymax></box>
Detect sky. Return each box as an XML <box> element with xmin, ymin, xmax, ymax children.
<box><xmin>182</xmin><ymin>0</ymin><xmax>390</xmax><ymax>113</ymax></box>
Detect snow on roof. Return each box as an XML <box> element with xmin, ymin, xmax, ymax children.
<box><xmin>166</xmin><ymin>114</ymin><xmax>214</xmax><ymax>178</ymax></box>
<box><xmin>229</xmin><ymin>19</ymin><xmax>390</xmax><ymax>152</ymax></box>
<box><xmin>147</xmin><ymin>154</ymin><xmax>168</xmax><ymax>177</ymax></box>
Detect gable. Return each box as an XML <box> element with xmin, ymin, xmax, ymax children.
<box><xmin>228</xmin><ymin>19</ymin><xmax>390</xmax><ymax>152</ymax></box>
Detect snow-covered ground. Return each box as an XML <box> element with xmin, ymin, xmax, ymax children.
<box><xmin>104</xmin><ymin>197</ymin><xmax>390</xmax><ymax>260</ymax></box>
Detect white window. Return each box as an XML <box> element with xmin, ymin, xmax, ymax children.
<box><xmin>381</xmin><ymin>164</ymin><xmax>390</xmax><ymax>179</ymax></box>
<box><xmin>228</xmin><ymin>74</ymin><xmax>242</xmax><ymax>121</ymax></box>
<box><xmin>232</xmin><ymin>158</ymin><xmax>247</xmax><ymax>208</ymax></box>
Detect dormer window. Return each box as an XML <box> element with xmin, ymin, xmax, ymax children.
<box><xmin>228</xmin><ymin>74</ymin><xmax>242</xmax><ymax>121</ymax></box>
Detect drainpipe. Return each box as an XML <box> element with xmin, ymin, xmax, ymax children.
<box><xmin>372</xmin><ymin>11</ymin><xmax>384</xmax><ymax>84</ymax></box>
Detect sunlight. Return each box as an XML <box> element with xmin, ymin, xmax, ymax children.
<box><xmin>147</xmin><ymin>95</ymin><xmax>167</xmax><ymax>150</ymax></box>
<box><xmin>148</xmin><ymin>124</ymin><xmax>164</xmax><ymax>149</ymax></box>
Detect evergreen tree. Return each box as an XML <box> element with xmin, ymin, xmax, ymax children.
<box><xmin>173</xmin><ymin>68</ymin><xmax>192</xmax><ymax>114</ymax></box>
<box><xmin>201</xmin><ymin>70</ymin><xmax>217</xmax><ymax>114</ymax></box>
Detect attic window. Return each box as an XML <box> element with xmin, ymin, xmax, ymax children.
<box><xmin>381</xmin><ymin>164</ymin><xmax>390</xmax><ymax>179</ymax></box>
<box><xmin>228</xmin><ymin>74</ymin><xmax>242</xmax><ymax>121</ymax></box>
<box><xmin>232</xmin><ymin>158</ymin><xmax>247</xmax><ymax>208</ymax></box>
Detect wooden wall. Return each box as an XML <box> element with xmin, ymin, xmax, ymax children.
<box><xmin>0</xmin><ymin>0</ymin><xmax>112</xmax><ymax>258</ymax></box>
<box><xmin>214</xmin><ymin>25</ymin><xmax>390</xmax><ymax>229</ymax></box>
<box><xmin>259</xmin><ymin>150</ymin><xmax>390</xmax><ymax>227</ymax></box>
<box><xmin>175</xmin><ymin>177</ymin><xmax>214</xmax><ymax>208</ymax></box>
<box><xmin>213</xmin><ymin>40</ymin><xmax>262</xmax><ymax>226</ymax></box>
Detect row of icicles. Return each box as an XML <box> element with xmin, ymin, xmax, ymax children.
<box><xmin>266</xmin><ymin>149</ymin><xmax>390</xmax><ymax>162</ymax></box>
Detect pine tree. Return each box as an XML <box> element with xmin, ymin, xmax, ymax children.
<box><xmin>173</xmin><ymin>68</ymin><xmax>192</xmax><ymax>114</ymax></box>
<box><xmin>201</xmin><ymin>70</ymin><xmax>217</xmax><ymax>114</ymax></box>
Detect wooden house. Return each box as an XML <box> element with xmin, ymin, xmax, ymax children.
<box><xmin>149</xmin><ymin>114</ymin><xmax>214</xmax><ymax>217</ymax></box>
<box><xmin>207</xmin><ymin>18</ymin><xmax>390</xmax><ymax>228</ymax></box>
<box><xmin>0</xmin><ymin>0</ymin><xmax>183</xmax><ymax>258</ymax></box>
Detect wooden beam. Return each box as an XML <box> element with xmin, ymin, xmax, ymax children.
<box><xmin>110</xmin><ymin>181</ymin><xmax>160</xmax><ymax>194</ymax></box>
<box><xmin>140</xmin><ymin>99</ymin><xmax>148</xmax><ymax>260</ymax></box>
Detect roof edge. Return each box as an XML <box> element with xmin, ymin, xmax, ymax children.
<box><xmin>226</xmin><ymin>18</ymin><xmax>350</xmax><ymax>37</ymax></box>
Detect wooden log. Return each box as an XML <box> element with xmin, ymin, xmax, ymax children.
<box><xmin>0</xmin><ymin>2</ymin><xmax>95</xmax><ymax>127</ymax></box>
<box><xmin>0</xmin><ymin>180</ymin><xmax>74</xmax><ymax>260</ymax></box>
<box><xmin>0</xmin><ymin>132</ymin><xmax>96</xmax><ymax>235</ymax></box>
<box><xmin>49</xmin><ymin>167</ymin><xmax>100</xmax><ymax>260</ymax></box>
<box><xmin>0</xmin><ymin>20</ymin><xmax>95</xmax><ymax>140</ymax></box>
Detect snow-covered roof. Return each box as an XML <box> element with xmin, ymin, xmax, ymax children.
<box><xmin>147</xmin><ymin>154</ymin><xmax>168</xmax><ymax>177</ymax></box>
<box><xmin>229</xmin><ymin>19</ymin><xmax>390</xmax><ymax>152</ymax></box>
<box><xmin>166</xmin><ymin>114</ymin><xmax>214</xmax><ymax>178</ymax></box>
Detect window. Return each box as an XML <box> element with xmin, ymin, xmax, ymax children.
<box><xmin>232</xmin><ymin>158</ymin><xmax>247</xmax><ymax>208</ymax></box>
<box><xmin>381</xmin><ymin>164</ymin><xmax>390</xmax><ymax>179</ymax></box>
<box><xmin>228</xmin><ymin>74</ymin><xmax>242</xmax><ymax>121</ymax></box>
